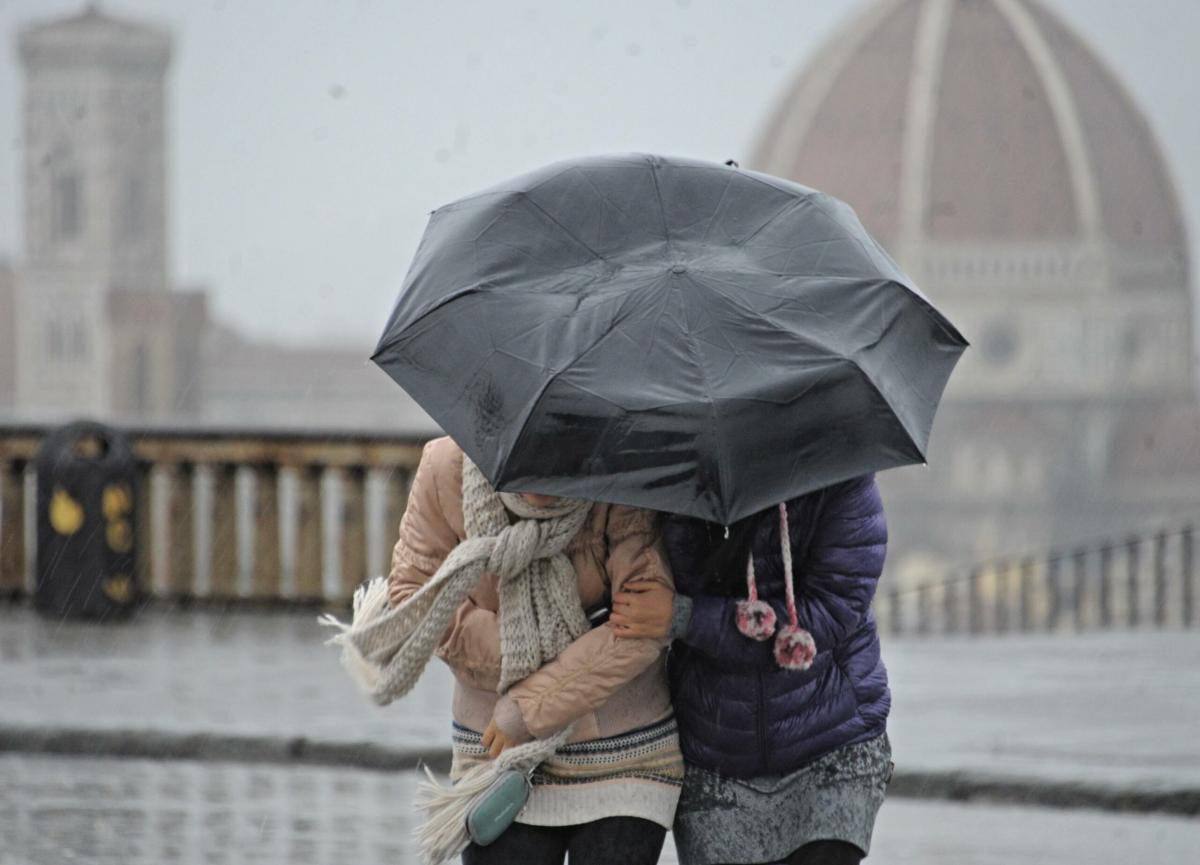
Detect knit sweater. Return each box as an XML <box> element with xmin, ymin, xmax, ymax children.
<box><xmin>388</xmin><ymin>437</ymin><xmax>684</xmax><ymax>828</ymax></box>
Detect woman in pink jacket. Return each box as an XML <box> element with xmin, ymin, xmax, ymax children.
<box><xmin>386</xmin><ymin>436</ymin><xmax>684</xmax><ymax>864</ymax></box>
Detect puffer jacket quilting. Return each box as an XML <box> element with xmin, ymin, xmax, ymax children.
<box><xmin>664</xmin><ymin>474</ymin><xmax>889</xmax><ymax>777</ymax></box>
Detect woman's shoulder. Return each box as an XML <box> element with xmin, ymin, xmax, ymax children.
<box><xmin>414</xmin><ymin>437</ymin><xmax>466</xmax><ymax>528</ymax></box>
<box><xmin>594</xmin><ymin>502</ymin><xmax>662</xmax><ymax>543</ymax></box>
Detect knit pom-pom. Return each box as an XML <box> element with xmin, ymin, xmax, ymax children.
<box><xmin>736</xmin><ymin>599</ymin><xmax>777</xmax><ymax>641</ymax></box>
<box><xmin>773</xmin><ymin>625</ymin><xmax>816</xmax><ymax>670</ymax></box>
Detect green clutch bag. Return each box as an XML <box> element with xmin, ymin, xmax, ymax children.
<box><xmin>465</xmin><ymin>769</ymin><xmax>531</xmax><ymax>846</ymax></box>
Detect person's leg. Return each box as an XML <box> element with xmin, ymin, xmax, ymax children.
<box><xmin>564</xmin><ymin>816</ymin><xmax>667</xmax><ymax>865</ymax></box>
<box><xmin>462</xmin><ymin>821</ymin><xmax>568</xmax><ymax>865</ymax></box>
<box><xmin>784</xmin><ymin>839</ymin><xmax>865</xmax><ymax>865</ymax></box>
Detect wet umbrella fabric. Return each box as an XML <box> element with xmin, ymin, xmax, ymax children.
<box><xmin>373</xmin><ymin>154</ymin><xmax>967</xmax><ymax>525</ymax></box>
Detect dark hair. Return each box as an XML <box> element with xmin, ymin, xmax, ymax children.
<box><xmin>702</xmin><ymin>507</ymin><xmax>769</xmax><ymax>596</ymax></box>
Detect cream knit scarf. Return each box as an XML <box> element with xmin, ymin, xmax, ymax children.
<box><xmin>321</xmin><ymin>457</ymin><xmax>592</xmax><ymax>864</ymax></box>
<box><xmin>322</xmin><ymin>455</ymin><xmax>592</xmax><ymax>703</ymax></box>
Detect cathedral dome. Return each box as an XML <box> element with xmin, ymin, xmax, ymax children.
<box><xmin>750</xmin><ymin>0</ymin><xmax>1188</xmax><ymax>291</ymax></box>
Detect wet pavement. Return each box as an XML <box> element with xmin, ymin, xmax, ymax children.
<box><xmin>3</xmin><ymin>754</ymin><xmax>1199</xmax><ymax>865</ymax></box>
<box><xmin>2</xmin><ymin>605</ymin><xmax>1198</xmax><ymax>794</ymax></box>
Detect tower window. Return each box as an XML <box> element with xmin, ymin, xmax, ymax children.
<box><xmin>52</xmin><ymin>172</ymin><xmax>83</xmax><ymax>241</ymax></box>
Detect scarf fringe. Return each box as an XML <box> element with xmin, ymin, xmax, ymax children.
<box><xmin>318</xmin><ymin>576</ymin><xmax>393</xmax><ymax>702</ymax></box>
<box><xmin>413</xmin><ymin>729</ymin><xmax>571</xmax><ymax>865</ymax></box>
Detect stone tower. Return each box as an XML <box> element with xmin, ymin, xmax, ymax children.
<box><xmin>751</xmin><ymin>0</ymin><xmax>1196</xmax><ymax>576</ymax></box>
<box><xmin>15</xmin><ymin>4</ymin><xmax>186</xmax><ymax>419</ymax></box>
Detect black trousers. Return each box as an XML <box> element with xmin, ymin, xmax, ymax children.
<box><xmin>461</xmin><ymin>816</ymin><xmax>667</xmax><ymax>865</ymax></box>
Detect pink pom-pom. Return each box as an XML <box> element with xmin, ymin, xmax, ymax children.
<box><xmin>736</xmin><ymin>599</ymin><xmax>777</xmax><ymax>641</ymax></box>
<box><xmin>774</xmin><ymin>625</ymin><xmax>816</xmax><ymax>670</ymax></box>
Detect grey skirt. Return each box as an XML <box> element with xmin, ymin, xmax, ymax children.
<box><xmin>672</xmin><ymin>734</ymin><xmax>892</xmax><ymax>865</ymax></box>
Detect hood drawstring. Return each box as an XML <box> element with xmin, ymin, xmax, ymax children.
<box><xmin>734</xmin><ymin>503</ymin><xmax>817</xmax><ymax>671</ymax></box>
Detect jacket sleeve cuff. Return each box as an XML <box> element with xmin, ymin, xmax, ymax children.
<box><xmin>492</xmin><ymin>694</ymin><xmax>533</xmax><ymax>744</ymax></box>
<box><xmin>669</xmin><ymin>593</ymin><xmax>694</xmax><ymax>642</ymax></box>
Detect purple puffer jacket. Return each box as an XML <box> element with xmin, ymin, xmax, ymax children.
<box><xmin>663</xmin><ymin>475</ymin><xmax>890</xmax><ymax>778</ymax></box>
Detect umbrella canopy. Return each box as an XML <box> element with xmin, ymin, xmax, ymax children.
<box><xmin>374</xmin><ymin>154</ymin><xmax>967</xmax><ymax>524</ymax></box>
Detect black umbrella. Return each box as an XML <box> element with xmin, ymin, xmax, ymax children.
<box><xmin>374</xmin><ymin>154</ymin><xmax>966</xmax><ymax>524</ymax></box>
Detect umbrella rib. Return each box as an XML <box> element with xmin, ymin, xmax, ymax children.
<box><xmin>735</xmin><ymin>197</ymin><xmax>809</xmax><ymax>247</ymax></box>
<box><xmin>520</xmin><ymin>194</ymin><xmax>606</xmax><ymax>262</ymax></box>
<box><xmin>647</xmin><ymin>159</ymin><xmax>674</xmax><ymax>256</ymax></box>
<box><xmin>673</xmin><ymin>281</ymin><xmax>730</xmax><ymax>520</ymax></box>
<box><xmin>698</xmin><ymin>174</ymin><xmax>736</xmax><ymax>245</ymax></box>
<box><xmin>693</xmin><ymin>270</ymin><xmax>844</xmax><ymax>359</ymax></box>
<box><xmin>690</xmin><ymin>270</ymin><xmax>927</xmax><ymax>450</ymax></box>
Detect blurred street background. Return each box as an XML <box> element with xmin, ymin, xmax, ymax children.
<box><xmin>1</xmin><ymin>0</ymin><xmax>1199</xmax><ymax>862</ymax></box>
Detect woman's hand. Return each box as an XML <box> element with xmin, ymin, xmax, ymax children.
<box><xmin>481</xmin><ymin>718</ymin><xmax>520</xmax><ymax>758</ymax></box>
<box><xmin>610</xmin><ymin>578</ymin><xmax>674</xmax><ymax>639</ymax></box>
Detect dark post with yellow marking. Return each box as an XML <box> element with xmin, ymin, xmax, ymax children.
<box><xmin>33</xmin><ymin>422</ymin><xmax>139</xmax><ymax>620</ymax></box>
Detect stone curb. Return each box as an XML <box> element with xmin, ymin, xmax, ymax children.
<box><xmin>0</xmin><ymin>726</ymin><xmax>452</xmax><ymax>774</ymax></box>
<box><xmin>888</xmin><ymin>769</ymin><xmax>1200</xmax><ymax>817</ymax></box>
<box><xmin>2</xmin><ymin>725</ymin><xmax>1197</xmax><ymax>817</ymax></box>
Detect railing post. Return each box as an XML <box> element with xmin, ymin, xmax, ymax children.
<box><xmin>916</xmin><ymin>582</ymin><xmax>931</xmax><ymax>635</ymax></box>
<box><xmin>134</xmin><ymin>461</ymin><xmax>153</xmax><ymax>596</ymax></box>
<box><xmin>339</xmin><ymin>466</ymin><xmax>368</xmax><ymax>600</ymax></box>
<box><xmin>295</xmin><ymin>466</ymin><xmax>324</xmax><ymax>600</ymax></box>
<box><xmin>1098</xmin><ymin>546</ymin><xmax>1113</xmax><ymax>629</ymax></box>
<box><xmin>888</xmin><ymin>584</ymin><xmax>902</xmax><ymax>636</ymax></box>
<box><xmin>1183</xmin><ymin>525</ymin><xmax>1195</xmax><ymax>629</ymax></box>
<box><xmin>967</xmin><ymin>567</ymin><xmax>982</xmax><ymax>635</ymax></box>
<box><xmin>378</xmin><ymin>468</ymin><xmax>412</xmax><ymax>580</ymax></box>
<box><xmin>252</xmin><ymin>464</ymin><xmax>281</xmax><ymax>599</ymax></box>
<box><xmin>167</xmin><ymin>462</ymin><xmax>196</xmax><ymax>599</ymax></box>
<box><xmin>1019</xmin><ymin>557</ymin><xmax>1034</xmax><ymax>632</ymax></box>
<box><xmin>1126</xmin><ymin>536</ymin><xmax>1140</xmax><ymax>627</ymax></box>
<box><xmin>1045</xmin><ymin>553</ymin><xmax>1061</xmax><ymax>632</ymax></box>
<box><xmin>943</xmin><ymin>579</ymin><xmax>959</xmax><ymax>635</ymax></box>
<box><xmin>1154</xmin><ymin>530</ymin><xmax>1168</xmax><ymax>628</ymax></box>
<box><xmin>0</xmin><ymin>459</ymin><xmax>27</xmax><ymax>597</ymax></box>
<box><xmin>1072</xmin><ymin>548</ymin><xmax>1087</xmax><ymax>631</ymax></box>
<box><xmin>994</xmin><ymin>562</ymin><xmax>1010</xmax><ymax>633</ymax></box>
<box><xmin>209</xmin><ymin>464</ymin><xmax>239</xmax><ymax>598</ymax></box>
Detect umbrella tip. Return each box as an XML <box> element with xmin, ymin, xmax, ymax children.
<box><xmin>724</xmin><ymin>159</ymin><xmax>739</xmax><ymax>168</ymax></box>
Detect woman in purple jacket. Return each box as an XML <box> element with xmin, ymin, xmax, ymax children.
<box><xmin>612</xmin><ymin>475</ymin><xmax>892</xmax><ymax>865</ymax></box>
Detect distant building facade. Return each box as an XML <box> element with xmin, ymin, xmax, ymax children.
<box><xmin>13</xmin><ymin>5</ymin><xmax>202</xmax><ymax>420</ymax></box>
<box><xmin>5</xmin><ymin>5</ymin><xmax>432</xmax><ymax>434</ymax></box>
<box><xmin>752</xmin><ymin>0</ymin><xmax>1199</xmax><ymax>575</ymax></box>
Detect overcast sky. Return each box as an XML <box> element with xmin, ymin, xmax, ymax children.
<box><xmin>1</xmin><ymin>0</ymin><xmax>1197</xmax><ymax>349</ymax></box>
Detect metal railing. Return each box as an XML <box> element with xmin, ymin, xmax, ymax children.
<box><xmin>878</xmin><ymin>524</ymin><xmax>1197</xmax><ymax>636</ymax></box>
<box><xmin>4</xmin><ymin>422</ymin><xmax>1197</xmax><ymax>633</ymax></box>
<box><xmin>0</xmin><ymin>422</ymin><xmax>428</xmax><ymax>604</ymax></box>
